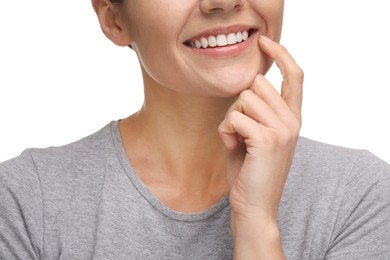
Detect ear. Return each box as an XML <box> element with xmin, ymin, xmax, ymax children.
<box><xmin>91</xmin><ymin>0</ymin><xmax>132</xmax><ymax>47</ymax></box>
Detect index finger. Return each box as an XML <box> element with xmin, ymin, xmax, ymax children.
<box><xmin>258</xmin><ymin>35</ymin><xmax>304</xmax><ymax>120</ymax></box>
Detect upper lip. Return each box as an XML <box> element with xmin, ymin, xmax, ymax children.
<box><xmin>183</xmin><ymin>25</ymin><xmax>258</xmax><ymax>43</ymax></box>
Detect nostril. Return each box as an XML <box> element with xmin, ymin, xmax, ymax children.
<box><xmin>208</xmin><ymin>7</ymin><xmax>224</xmax><ymax>13</ymax></box>
<box><xmin>200</xmin><ymin>0</ymin><xmax>244</xmax><ymax>14</ymax></box>
<box><xmin>233</xmin><ymin>4</ymin><xmax>241</xmax><ymax>10</ymax></box>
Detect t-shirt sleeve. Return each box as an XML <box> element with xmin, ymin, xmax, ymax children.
<box><xmin>325</xmin><ymin>151</ymin><xmax>390</xmax><ymax>259</ymax></box>
<box><xmin>0</xmin><ymin>150</ymin><xmax>44</xmax><ymax>260</ymax></box>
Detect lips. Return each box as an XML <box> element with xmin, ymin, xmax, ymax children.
<box><xmin>184</xmin><ymin>28</ymin><xmax>258</xmax><ymax>49</ymax></box>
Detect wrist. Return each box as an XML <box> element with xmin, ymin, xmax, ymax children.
<box><xmin>231</xmin><ymin>213</ymin><xmax>279</xmax><ymax>240</ymax></box>
<box><xmin>231</xmin><ymin>213</ymin><xmax>284</xmax><ymax>259</ymax></box>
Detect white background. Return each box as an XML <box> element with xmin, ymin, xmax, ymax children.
<box><xmin>0</xmin><ymin>0</ymin><xmax>389</xmax><ymax>163</ymax></box>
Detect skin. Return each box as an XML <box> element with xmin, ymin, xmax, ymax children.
<box><xmin>92</xmin><ymin>0</ymin><xmax>303</xmax><ymax>258</ymax></box>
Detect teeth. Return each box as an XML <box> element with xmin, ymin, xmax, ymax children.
<box><xmin>208</xmin><ymin>35</ymin><xmax>217</xmax><ymax>47</ymax></box>
<box><xmin>242</xmin><ymin>31</ymin><xmax>248</xmax><ymax>41</ymax></box>
<box><xmin>200</xmin><ymin>37</ymin><xmax>208</xmax><ymax>48</ymax></box>
<box><xmin>216</xmin><ymin>34</ymin><xmax>228</xmax><ymax>46</ymax></box>
<box><xmin>236</xmin><ymin>32</ymin><xmax>243</xmax><ymax>42</ymax></box>
<box><xmin>227</xmin><ymin>33</ymin><xmax>236</xmax><ymax>45</ymax></box>
<box><xmin>189</xmin><ymin>30</ymin><xmax>252</xmax><ymax>49</ymax></box>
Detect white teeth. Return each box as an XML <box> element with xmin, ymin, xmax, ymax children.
<box><xmin>189</xmin><ymin>30</ymin><xmax>252</xmax><ymax>49</ymax></box>
<box><xmin>227</xmin><ymin>33</ymin><xmax>237</xmax><ymax>45</ymax></box>
<box><xmin>195</xmin><ymin>40</ymin><xmax>201</xmax><ymax>48</ymax></box>
<box><xmin>200</xmin><ymin>37</ymin><xmax>208</xmax><ymax>48</ymax></box>
<box><xmin>242</xmin><ymin>31</ymin><xmax>248</xmax><ymax>41</ymax></box>
<box><xmin>208</xmin><ymin>35</ymin><xmax>217</xmax><ymax>47</ymax></box>
<box><xmin>236</xmin><ymin>32</ymin><xmax>243</xmax><ymax>42</ymax></box>
<box><xmin>216</xmin><ymin>34</ymin><xmax>228</xmax><ymax>46</ymax></box>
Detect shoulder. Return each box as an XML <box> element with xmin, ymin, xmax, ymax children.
<box><xmin>280</xmin><ymin>136</ymin><xmax>390</xmax><ymax>259</ymax></box>
<box><xmin>0</xmin><ymin>122</ymin><xmax>118</xmax><ymax>259</ymax></box>
<box><xmin>8</xmin><ymin>122</ymin><xmax>119</xmax><ymax>196</ymax></box>
<box><xmin>10</xmin><ymin>122</ymin><xmax>117</xmax><ymax>178</ymax></box>
<box><xmin>294</xmin><ymin>136</ymin><xmax>389</xmax><ymax>180</ymax></box>
<box><xmin>0</xmin><ymin>121</ymin><xmax>118</xmax><ymax>207</ymax></box>
<box><xmin>0</xmin><ymin>148</ymin><xmax>44</xmax><ymax>259</ymax></box>
<box><xmin>29</xmin><ymin>122</ymin><xmax>115</xmax><ymax>167</ymax></box>
<box><xmin>287</xmin><ymin>136</ymin><xmax>390</xmax><ymax>214</ymax></box>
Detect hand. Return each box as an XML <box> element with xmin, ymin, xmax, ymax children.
<box><xmin>218</xmin><ymin>35</ymin><xmax>303</xmax><ymax>222</ymax></box>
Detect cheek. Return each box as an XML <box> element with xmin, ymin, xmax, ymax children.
<box><xmin>134</xmin><ymin>42</ymin><xmax>180</xmax><ymax>89</ymax></box>
<box><xmin>124</xmin><ymin>2</ymin><xmax>192</xmax><ymax>83</ymax></box>
<box><xmin>135</xmin><ymin>36</ymin><xmax>275</xmax><ymax>98</ymax></box>
<box><xmin>250</xmin><ymin>0</ymin><xmax>284</xmax><ymax>41</ymax></box>
<box><xmin>125</xmin><ymin>1</ymin><xmax>282</xmax><ymax>97</ymax></box>
<box><xmin>129</xmin><ymin>22</ymin><xmax>185</xmax><ymax>89</ymax></box>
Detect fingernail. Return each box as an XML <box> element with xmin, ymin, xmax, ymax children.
<box><xmin>260</xmin><ymin>35</ymin><xmax>273</xmax><ymax>43</ymax></box>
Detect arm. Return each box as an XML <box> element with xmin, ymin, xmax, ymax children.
<box><xmin>325</xmin><ymin>152</ymin><xmax>390</xmax><ymax>259</ymax></box>
<box><xmin>0</xmin><ymin>151</ymin><xmax>43</xmax><ymax>260</ymax></box>
<box><xmin>231</xmin><ymin>213</ymin><xmax>284</xmax><ymax>259</ymax></box>
<box><xmin>219</xmin><ymin>35</ymin><xmax>304</xmax><ymax>259</ymax></box>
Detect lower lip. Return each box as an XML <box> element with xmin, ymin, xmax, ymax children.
<box><xmin>186</xmin><ymin>31</ymin><xmax>258</xmax><ymax>59</ymax></box>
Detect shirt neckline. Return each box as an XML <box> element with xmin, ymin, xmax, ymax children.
<box><xmin>110</xmin><ymin>120</ymin><xmax>230</xmax><ymax>222</ymax></box>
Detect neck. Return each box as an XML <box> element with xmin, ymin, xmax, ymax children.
<box><xmin>123</xmin><ymin>80</ymin><xmax>235</xmax><ymax>175</ymax></box>
<box><xmin>119</xmin><ymin>78</ymin><xmax>235</xmax><ymax>212</ymax></box>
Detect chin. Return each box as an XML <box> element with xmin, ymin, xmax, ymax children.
<box><xmin>206</xmin><ymin>69</ymin><xmax>260</xmax><ymax>98</ymax></box>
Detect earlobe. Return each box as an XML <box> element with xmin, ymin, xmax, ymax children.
<box><xmin>92</xmin><ymin>0</ymin><xmax>132</xmax><ymax>47</ymax></box>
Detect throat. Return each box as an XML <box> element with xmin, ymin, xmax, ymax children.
<box><xmin>143</xmin><ymin>176</ymin><xmax>229</xmax><ymax>213</ymax></box>
<box><xmin>119</xmin><ymin>110</ymin><xmax>230</xmax><ymax>213</ymax></box>
<box><xmin>134</xmin><ymin>151</ymin><xmax>229</xmax><ymax>213</ymax></box>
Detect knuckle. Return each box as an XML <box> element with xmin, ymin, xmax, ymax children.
<box><xmin>274</xmin><ymin>45</ymin><xmax>289</xmax><ymax>61</ymax></box>
<box><xmin>278</xmin><ymin>128</ymin><xmax>293</xmax><ymax>145</ymax></box>
<box><xmin>273</xmin><ymin>125</ymin><xmax>298</xmax><ymax>147</ymax></box>
<box><xmin>251</xmin><ymin>75</ymin><xmax>266</xmax><ymax>93</ymax></box>
<box><xmin>217</xmin><ymin>124</ymin><xmax>224</xmax><ymax>134</ymax></box>
<box><xmin>287</xmin><ymin>116</ymin><xmax>302</xmax><ymax>134</ymax></box>
<box><xmin>263</xmin><ymin>130</ymin><xmax>279</xmax><ymax>146</ymax></box>
<box><xmin>253</xmin><ymin>74</ymin><xmax>266</xmax><ymax>84</ymax></box>
<box><xmin>291</xmin><ymin>66</ymin><xmax>304</xmax><ymax>81</ymax></box>
<box><xmin>237</xmin><ymin>90</ymin><xmax>254</xmax><ymax>108</ymax></box>
<box><xmin>276</xmin><ymin>44</ymin><xmax>288</xmax><ymax>55</ymax></box>
<box><xmin>239</xmin><ymin>89</ymin><xmax>252</xmax><ymax>100</ymax></box>
<box><xmin>293</xmin><ymin>119</ymin><xmax>302</xmax><ymax>133</ymax></box>
<box><xmin>255</xmin><ymin>74</ymin><xmax>265</xmax><ymax>80</ymax></box>
<box><xmin>226</xmin><ymin>110</ymin><xmax>241</xmax><ymax>122</ymax></box>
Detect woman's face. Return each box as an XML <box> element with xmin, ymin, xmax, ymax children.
<box><xmin>117</xmin><ymin>0</ymin><xmax>284</xmax><ymax>97</ymax></box>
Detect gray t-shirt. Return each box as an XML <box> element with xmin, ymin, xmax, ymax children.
<box><xmin>1</xmin><ymin>121</ymin><xmax>390</xmax><ymax>259</ymax></box>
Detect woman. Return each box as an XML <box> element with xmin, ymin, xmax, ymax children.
<box><xmin>1</xmin><ymin>0</ymin><xmax>389</xmax><ymax>259</ymax></box>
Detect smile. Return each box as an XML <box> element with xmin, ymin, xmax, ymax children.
<box><xmin>184</xmin><ymin>29</ymin><xmax>258</xmax><ymax>49</ymax></box>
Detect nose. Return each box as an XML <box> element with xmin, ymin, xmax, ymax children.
<box><xmin>200</xmin><ymin>0</ymin><xmax>245</xmax><ymax>15</ymax></box>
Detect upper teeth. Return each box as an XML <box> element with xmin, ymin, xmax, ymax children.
<box><xmin>190</xmin><ymin>30</ymin><xmax>250</xmax><ymax>49</ymax></box>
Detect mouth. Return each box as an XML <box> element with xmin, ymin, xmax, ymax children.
<box><xmin>183</xmin><ymin>28</ymin><xmax>258</xmax><ymax>49</ymax></box>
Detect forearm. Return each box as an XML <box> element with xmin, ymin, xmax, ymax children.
<box><xmin>220</xmin><ymin>36</ymin><xmax>301</xmax><ymax>260</ymax></box>
<box><xmin>231</xmin><ymin>213</ymin><xmax>285</xmax><ymax>260</ymax></box>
